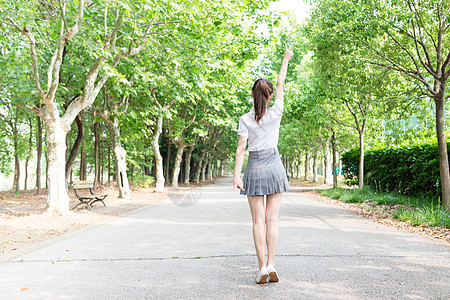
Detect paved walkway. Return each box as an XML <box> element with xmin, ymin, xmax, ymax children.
<box><xmin>0</xmin><ymin>176</ymin><xmax>449</xmax><ymax>299</ymax></box>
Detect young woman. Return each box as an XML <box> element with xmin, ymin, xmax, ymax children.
<box><xmin>233</xmin><ymin>43</ymin><xmax>294</xmax><ymax>284</ymax></box>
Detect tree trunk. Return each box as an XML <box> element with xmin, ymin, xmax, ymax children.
<box><xmin>46</xmin><ymin>119</ymin><xmax>70</xmax><ymax>215</ymax></box>
<box><xmin>165</xmin><ymin>138</ymin><xmax>171</xmax><ymax>185</ymax></box>
<box><xmin>94</xmin><ymin>112</ymin><xmax>100</xmax><ymax>188</ymax></box>
<box><xmin>332</xmin><ymin>133</ymin><xmax>338</xmax><ymax>188</ymax></box>
<box><xmin>290</xmin><ymin>158</ymin><xmax>295</xmax><ymax>179</ymax></box>
<box><xmin>208</xmin><ymin>159</ymin><xmax>213</xmax><ymax>181</ymax></box>
<box><xmin>110</xmin><ymin>121</ymin><xmax>130</xmax><ymax>198</ymax></box>
<box><xmin>171</xmin><ymin>142</ymin><xmax>185</xmax><ymax>188</ymax></box>
<box><xmin>65</xmin><ymin>114</ymin><xmax>84</xmax><ymax>185</ymax></box>
<box><xmin>151</xmin><ymin>115</ymin><xmax>165</xmax><ymax>192</ymax></box>
<box><xmin>36</xmin><ymin>116</ymin><xmax>43</xmax><ymax>195</ymax></box>
<box><xmin>100</xmin><ymin>123</ymin><xmax>105</xmax><ymax>185</ymax></box>
<box><xmin>184</xmin><ymin>146</ymin><xmax>195</xmax><ymax>185</ymax></box>
<box><xmin>12</xmin><ymin>114</ymin><xmax>20</xmax><ymax>193</ymax></box>
<box><xmin>435</xmin><ymin>96</ymin><xmax>450</xmax><ymax>210</ymax></box>
<box><xmin>321</xmin><ymin>157</ymin><xmax>325</xmax><ymax>176</ymax></box>
<box><xmin>324</xmin><ymin>142</ymin><xmax>333</xmax><ymax>185</ymax></box>
<box><xmin>107</xmin><ymin>142</ymin><xmax>111</xmax><ymax>183</ymax></box>
<box><xmin>358</xmin><ymin>130</ymin><xmax>365</xmax><ymax>189</ymax></box>
<box><xmin>194</xmin><ymin>153</ymin><xmax>205</xmax><ymax>184</ymax></box>
<box><xmin>24</xmin><ymin>117</ymin><xmax>33</xmax><ymax>190</ymax></box>
<box><xmin>201</xmin><ymin>157</ymin><xmax>208</xmax><ymax>182</ymax></box>
<box><xmin>313</xmin><ymin>150</ymin><xmax>319</xmax><ymax>182</ymax></box>
<box><xmin>45</xmin><ymin>139</ymin><xmax>49</xmax><ymax>189</ymax></box>
<box><xmin>114</xmin><ymin>142</ymin><xmax>130</xmax><ymax>198</ymax></box>
<box><xmin>285</xmin><ymin>157</ymin><xmax>289</xmax><ymax>175</ymax></box>
<box><xmin>80</xmin><ymin>142</ymin><xmax>87</xmax><ymax>180</ymax></box>
<box><xmin>304</xmin><ymin>151</ymin><xmax>310</xmax><ymax>181</ymax></box>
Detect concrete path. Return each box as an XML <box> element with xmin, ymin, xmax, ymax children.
<box><xmin>1</xmin><ymin>176</ymin><xmax>449</xmax><ymax>299</ymax></box>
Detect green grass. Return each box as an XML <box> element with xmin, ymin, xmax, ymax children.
<box><xmin>393</xmin><ymin>203</ymin><xmax>450</xmax><ymax>227</ymax></box>
<box><xmin>317</xmin><ymin>187</ymin><xmax>450</xmax><ymax>228</ymax></box>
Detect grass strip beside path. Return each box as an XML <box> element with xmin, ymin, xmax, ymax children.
<box><xmin>317</xmin><ymin>188</ymin><xmax>449</xmax><ymax>228</ymax></box>
<box><xmin>311</xmin><ymin>188</ymin><xmax>450</xmax><ymax>245</ymax></box>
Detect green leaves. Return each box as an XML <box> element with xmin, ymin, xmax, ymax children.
<box><xmin>342</xmin><ymin>142</ymin><xmax>448</xmax><ymax>201</ymax></box>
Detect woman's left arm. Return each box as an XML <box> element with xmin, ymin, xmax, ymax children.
<box><xmin>274</xmin><ymin>43</ymin><xmax>295</xmax><ymax>102</ymax></box>
<box><xmin>233</xmin><ymin>135</ymin><xmax>247</xmax><ymax>191</ymax></box>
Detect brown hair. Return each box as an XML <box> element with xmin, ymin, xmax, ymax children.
<box><xmin>252</xmin><ymin>78</ymin><xmax>273</xmax><ymax>124</ymax></box>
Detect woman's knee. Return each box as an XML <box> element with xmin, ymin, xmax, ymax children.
<box><xmin>265</xmin><ymin>213</ymin><xmax>278</xmax><ymax>224</ymax></box>
<box><xmin>253</xmin><ymin>214</ymin><xmax>266</xmax><ymax>225</ymax></box>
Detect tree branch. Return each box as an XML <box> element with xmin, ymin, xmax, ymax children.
<box><xmin>5</xmin><ymin>18</ymin><xmax>45</xmax><ymax>98</ymax></box>
<box><xmin>344</xmin><ymin>101</ymin><xmax>361</xmax><ymax>131</ymax></box>
<box><xmin>59</xmin><ymin>0</ymin><xmax>69</xmax><ymax>34</ymax></box>
<box><xmin>329</xmin><ymin>114</ymin><xmax>357</xmax><ymax>131</ymax></box>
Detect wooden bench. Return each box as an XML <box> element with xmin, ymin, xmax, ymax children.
<box><xmin>71</xmin><ymin>181</ymin><xmax>108</xmax><ymax>210</ymax></box>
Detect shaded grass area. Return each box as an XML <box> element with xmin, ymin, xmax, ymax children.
<box><xmin>317</xmin><ymin>187</ymin><xmax>450</xmax><ymax>228</ymax></box>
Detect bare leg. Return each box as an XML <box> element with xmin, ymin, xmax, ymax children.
<box><xmin>247</xmin><ymin>195</ymin><xmax>266</xmax><ymax>269</ymax></box>
<box><xmin>266</xmin><ymin>192</ymin><xmax>282</xmax><ymax>267</ymax></box>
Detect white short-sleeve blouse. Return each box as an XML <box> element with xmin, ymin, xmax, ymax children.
<box><xmin>237</xmin><ymin>98</ymin><xmax>283</xmax><ymax>151</ymax></box>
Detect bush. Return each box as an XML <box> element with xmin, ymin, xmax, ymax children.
<box><xmin>341</xmin><ymin>143</ymin><xmax>445</xmax><ymax>200</ymax></box>
<box><xmin>132</xmin><ymin>175</ymin><xmax>155</xmax><ymax>188</ymax></box>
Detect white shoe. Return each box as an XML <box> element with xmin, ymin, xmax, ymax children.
<box><xmin>256</xmin><ymin>266</ymin><xmax>269</xmax><ymax>284</ymax></box>
<box><xmin>267</xmin><ymin>264</ymin><xmax>279</xmax><ymax>282</ymax></box>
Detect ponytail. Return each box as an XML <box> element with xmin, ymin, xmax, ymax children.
<box><xmin>252</xmin><ymin>78</ymin><xmax>273</xmax><ymax>124</ymax></box>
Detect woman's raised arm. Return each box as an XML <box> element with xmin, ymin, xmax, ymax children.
<box><xmin>274</xmin><ymin>43</ymin><xmax>295</xmax><ymax>102</ymax></box>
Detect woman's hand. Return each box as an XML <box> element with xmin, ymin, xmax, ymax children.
<box><xmin>284</xmin><ymin>42</ymin><xmax>295</xmax><ymax>61</ymax></box>
<box><xmin>275</xmin><ymin>43</ymin><xmax>295</xmax><ymax>101</ymax></box>
<box><xmin>234</xmin><ymin>176</ymin><xmax>245</xmax><ymax>192</ymax></box>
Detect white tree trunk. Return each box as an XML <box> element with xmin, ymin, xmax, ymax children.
<box><xmin>313</xmin><ymin>151</ymin><xmax>319</xmax><ymax>182</ymax></box>
<box><xmin>321</xmin><ymin>158</ymin><xmax>325</xmax><ymax>176</ymax></box>
<box><xmin>151</xmin><ymin>115</ymin><xmax>165</xmax><ymax>192</ymax></box>
<box><xmin>110</xmin><ymin>120</ymin><xmax>130</xmax><ymax>199</ymax></box>
<box><xmin>184</xmin><ymin>147</ymin><xmax>194</xmax><ymax>185</ymax></box>
<box><xmin>359</xmin><ymin>130</ymin><xmax>365</xmax><ymax>189</ymax></box>
<box><xmin>46</xmin><ymin>119</ymin><xmax>70</xmax><ymax>215</ymax></box>
<box><xmin>201</xmin><ymin>157</ymin><xmax>208</xmax><ymax>182</ymax></box>
<box><xmin>208</xmin><ymin>160</ymin><xmax>213</xmax><ymax>181</ymax></box>
<box><xmin>194</xmin><ymin>154</ymin><xmax>205</xmax><ymax>184</ymax></box>
<box><xmin>171</xmin><ymin>143</ymin><xmax>185</xmax><ymax>188</ymax></box>
<box><xmin>114</xmin><ymin>143</ymin><xmax>130</xmax><ymax>198</ymax></box>
<box><xmin>325</xmin><ymin>142</ymin><xmax>333</xmax><ymax>185</ymax></box>
<box><xmin>304</xmin><ymin>152</ymin><xmax>310</xmax><ymax>181</ymax></box>
<box><xmin>290</xmin><ymin>158</ymin><xmax>295</xmax><ymax>178</ymax></box>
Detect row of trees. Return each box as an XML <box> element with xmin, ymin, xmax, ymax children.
<box><xmin>0</xmin><ymin>0</ymin><xmax>280</xmax><ymax>215</ymax></box>
<box><xmin>273</xmin><ymin>0</ymin><xmax>450</xmax><ymax>210</ymax></box>
<box><xmin>3</xmin><ymin>0</ymin><xmax>449</xmax><ymax>213</ymax></box>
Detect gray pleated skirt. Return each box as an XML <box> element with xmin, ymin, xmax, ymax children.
<box><xmin>240</xmin><ymin>148</ymin><xmax>290</xmax><ymax>196</ymax></box>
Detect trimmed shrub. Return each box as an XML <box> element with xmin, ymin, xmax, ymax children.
<box><xmin>132</xmin><ymin>175</ymin><xmax>155</xmax><ymax>188</ymax></box>
<box><xmin>341</xmin><ymin>143</ymin><xmax>446</xmax><ymax>200</ymax></box>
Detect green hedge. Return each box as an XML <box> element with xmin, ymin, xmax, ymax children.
<box><xmin>341</xmin><ymin>143</ymin><xmax>447</xmax><ymax>200</ymax></box>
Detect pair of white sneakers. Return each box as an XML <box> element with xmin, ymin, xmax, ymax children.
<box><xmin>256</xmin><ymin>264</ymin><xmax>279</xmax><ymax>284</ymax></box>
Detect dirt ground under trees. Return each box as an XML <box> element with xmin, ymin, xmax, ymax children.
<box><xmin>0</xmin><ymin>184</ymin><xmax>172</xmax><ymax>255</ymax></box>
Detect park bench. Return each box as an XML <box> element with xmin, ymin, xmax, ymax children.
<box><xmin>71</xmin><ymin>181</ymin><xmax>108</xmax><ymax>210</ymax></box>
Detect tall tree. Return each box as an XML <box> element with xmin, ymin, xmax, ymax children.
<box><xmin>365</xmin><ymin>0</ymin><xmax>450</xmax><ymax>209</ymax></box>
<box><xmin>3</xmin><ymin>0</ymin><xmax>168</xmax><ymax>214</ymax></box>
